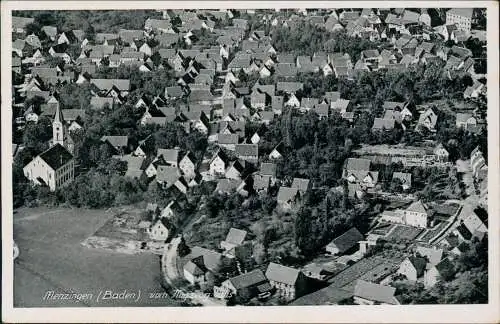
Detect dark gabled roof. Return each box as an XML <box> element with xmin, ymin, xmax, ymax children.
<box><xmin>372</xmin><ymin>118</ymin><xmax>395</xmax><ymax>130</ymax></box>
<box><xmin>50</xmin><ymin>43</ymin><xmax>69</xmax><ymax>54</ymax></box>
<box><xmin>345</xmin><ymin>158</ymin><xmax>371</xmax><ymax>171</ymax></box>
<box><xmin>277</xmin><ymin>186</ymin><xmax>299</xmax><ymax>203</ymax></box>
<box><xmin>354</xmin><ymin>280</ymin><xmax>398</xmax><ymax>305</ymax></box>
<box><xmin>39</xmin><ymin>144</ymin><xmax>73</xmax><ymax>170</ymax></box>
<box><xmin>228</xmin><ymin>269</ymin><xmax>268</xmax><ymax>290</ymax></box>
<box><xmin>326</xmin><ymin>227</ymin><xmax>364</xmax><ymax>254</ymax></box>
<box><xmin>291</xmin><ymin>178</ymin><xmax>310</xmax><ymax>192</ymax></box>
<box><xmin>455</xmin><ymin>223</ymin><xmax>472</xmax><ymax>240</ymax></box>
<box><xmin>224</xmin><ymin>228</ymin><xmax>248</xmax><ymax>245</ymax></box>
<box><xmin>235</xmin><ymin>144</ymin><xmax>258</xmax><ymax>157</ymax></box>
<box><xmin>260</xmin><ymin>162</ymin><xmax>276</xmax><ymax>176</ymax></box>
<box><xmin>407</xmin><ymin>256</ymin><xmax>427</xmax><ymax>277</ymax></box>
<box><xmin>265</xmin><ymin>262</ymin><xmax>301</xmax><ymax>286</ymax></box>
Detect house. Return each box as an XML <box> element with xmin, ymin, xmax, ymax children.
<box><xmin>160</xmin><ymin>200</ymin><xmax>183</xmax><ymax>219</ymax></box>
<box><xmin>156</xmin><ymin>148</ymin><xmax>180</xmax><ymax>167</ymax></box>
<box><xmin>462</xmin><ymin>208</ymin><xmax>488</xmax><ymax>236</ymax></box>
<box><xmin>331</xmin><ymin>99</ymin><xmax>351</xmax><ymax>114</ymax></box>
<box><xmin>220</xmin><ymin>228</ymin><xmax>248</xmax><ymax>251</ymax></box>
<box><xmin>353</xmin><ymin>280</ymin><xmax>400</xmax><ymax>305</ymax></box>
<box><xmin>214</xmin><ymin>269</ymin><xmax>272</xmax><ymax>301</ymax></box>
<box><xmin>325</xmin><ymin>228</ymin><xmax>364</xmax><ymax>255</ymax></box>
<box><xmin>156</xmin><ymin>164</ymin><xmax>187</xmax><ymax>192</ymax></box>
<box><xmin>57</xmin><ymin>31</ymin><xmax>78</xmax><ymax>45</ymax></box>
<box><xmin>272</xmin><ymin>96</ymin><xmax>284</xmax><ymax>115</ymax></box>
<box><xmin>424</xmin><ymin>258</ymin><xmax>456</xmax><ymax>288</ymax></box>
<box><xmin>456</xmin><ymin>113</ymin><xmax>477</xmax><ymax>129</ymax></box>
<box><xmin>464</xmin><ymin>80</ymin><xmax>484</xmax><ymax>99</ymax></box>
<box><xmin>149</xmin><ymin>218</ymin><xmax>170</xmax><ymax>241</ymax></box>
<box><xmin>215</xmin><ymin>178</ymin><xmax>245</xmax><ymax>195</ymax></box>
<box><xmin>91</xmin><ymin>79</ymin><xmax>131</xmax><ymax>97</ymax></box>
<box><xmin>416</xmin><ymin>107</ymin><xmax>438</xmax><ymax>132</ymax></box>
<box><xmin>253</xmin><ymin>174</ymin><xmax>271</xmax><ymax>194</ymax></box>
<box><xmin>404</xmin><ymin>200</ymin><xmax>432</xmax><ymax>229</ymax></box>
<box><xmin>225</xmin><ymin>160</ymin><xmax>245</xmax><ymax>180</ymax></box>
<box><xmin>249</xmin><ymin>125</ymin><xmax>267</xmax><ymax>144</ymax></box>
<box><xmin>23</xmin><ymin>144</ymin><xmax>75</xmax><ymax>192</ymax></box>
<box><xmin>343</xmin><ymin>158</ymin><xmax>371</xmax><ymax>178</ymax></box>
<box><xmin>209</xmin><ymin>149</ymin><xmax>230</xmax><ymax>176</ymax></box>
<box><xmin>372</xmin><ymin>118</ymin><xmax>395</xmax><ymax>131</ymax></box>
<box><xmin>397</xmin><ymin>256</ymin><xmax>427</xmax><ymax>281</ymax></box>
<box><xmin>471</xmin><ymin>146</ymin><xmax>487</xmax><ymax>179</ymax></box>
<box><xmin>416</xmin><ymin>246</ymin><xmax>443</xmax><ymax>268</ymax></box>
<box><xmin>235</xmin><ymin>144</ymin><xmax>258</xmax><ymax>163</ymax></box>
<box><xmin>217</xmin><ymin>133</ymin><xmax>239</xmax><ymax>150</ymax></box>
<box><xmin>265</xmin><ymin>263</ymin><xmax>306</xmax><ymax>300</ymax></box>
<box><xmin>90</xmin><ymin>96</ymin><xmax>115</xmax><ymax>110</ymax></box>
<box><xmin>251</xmin><ymin>91</ymin><xmax>267</xmax><ymax>110</ymax></box>
<box><xmin>291</xmin><ymin>178</ymin><xmax>311</xmax><ymax>195</ymax></box>
<box><xmin>285</xmin><ymin>94</ymin><xmax>300</xmax><ymax>108</ymax></box>
<box><xmin>183</xmin><ymin>247</ymin><xmax>226</xmax><ymax>285</ymax></box>
<box><xmin>392</xmin><ymin>172</ymin><xmax>412</xmax><ymax>190</ymax></box>
<box><xmin>453</xmin><ymin>223</ymin><xmax>473</xmax><ymax>242</ymax></box>
<box><xmin>446</xmin><ymin>8</ymin><xmax>473</xmax><ymax>32</ymax></box>
<box><xmin>179</xmin><ymin>151</ymin><xmax>197</xmax><ymax>180</ymax></box>
<box><xmin>276</xmin><ymin>82</ymin><xmax>303</xmax><ymax>94</ymax></box>
<box><xmin>433</xmin><ymin>143</ymin><xmax>449</xmax><ymax>162</ymax></box>
<box><xmin>269</xmin><ymin>142</ymin><xmax>285</xmax><ymax>160</ymax></box>
<box><xmin>101</xmin><ymin>135</ymin><xmax>128</xmax><ymax>154</ymax></box>
<box><xmin>277</xmin><ymin>187</ymin><xmax>300</xmax><ymax>210</ymax></box>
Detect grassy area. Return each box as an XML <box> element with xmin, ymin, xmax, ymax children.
<box><xmin>13</xmin><ymin>207</ymin><xmax>173</xmax><ymax>307</ymax></box>
<box><xmin>417</xmin><ymin>221</ymin><xmax>448</xmax><ymax>243</ymax></box>
<box><xmin>386</xmin><ymin>225</ymin><xmax>424</xmax><ymax>241</ymax></box>
<box><xmin>91</xmin><ymin>208</ymin><xmax>149</xmax><ymax>242</ymax></box>
<box><xmin>370</xmin><ymin>223</ymin><xmax>396</xmax><ymax>236</ymax></box>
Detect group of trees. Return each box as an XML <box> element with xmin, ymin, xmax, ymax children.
<box><xmin>393</xmin><ymin>237</ymin><xmax>488</xmax><ymax>304</ymax></box>
<box><xmin>15</xmin><ymin>10</ymin><xmax>161</xmax><ymax>34</ymax></box>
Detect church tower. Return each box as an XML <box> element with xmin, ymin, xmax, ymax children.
<box><xmin>53</xmin><ymin>103</ymin><xmax>65</xmax><ymax>147</ymax></box>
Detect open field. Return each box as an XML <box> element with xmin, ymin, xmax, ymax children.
<box><xmin>386</xmin><ymin>225</ymin><xmax>424</xmax><ymax>241</ymax></box>
<box><xmin>352</xmin><ymin>144</ymin><xmax>433</xmax><ymax>157</ymax></box>
<box><xmin>13</xmin><ymin>207</ymin><xmax>176</xmax><ymax>307</ymax></box>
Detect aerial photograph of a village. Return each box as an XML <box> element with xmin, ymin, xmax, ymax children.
<box><xmin>11</xmin><ymin>7</ymin><xmax>488</xmax><ymax>307</ymax></box>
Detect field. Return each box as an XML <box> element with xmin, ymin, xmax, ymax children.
<box><xmin>352</xmin><ymin>144</ymin><xmax>432</xmax><ymax>157</ymax></box>
<box><xmin>370</xmin><ymin>223</ymin><xmax>396</xmax><ymax>236</ymax></box>
<box><xmin>417</xmin><ymin>221</ymin><xmax>449</xmax><ymax>243</ymax></box>
<box><xmin>386</xmin><ymin>225</ymin><xmax>424</xmax><ymax>241</ymax></box>
<box><xmin>13</xmin><ymin>207</ymin><xmax>176</xmax><ymax>307</ymax></box>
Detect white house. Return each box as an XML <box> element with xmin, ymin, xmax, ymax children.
<box><xmin>149</xmin><ymin>219</ymin><xmax>170</xmax><ymax>241</ymax></box>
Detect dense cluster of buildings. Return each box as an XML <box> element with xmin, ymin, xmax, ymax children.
<box><xmin>12</xmin><ymin>7</ymin><xmax>487</xmax><ymax>305</ymax></box>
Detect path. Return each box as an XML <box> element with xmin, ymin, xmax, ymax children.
<box><xmin>161</xmin><ymin>236</ymin><xmax>225</xmax><ymax>306</ymax></box>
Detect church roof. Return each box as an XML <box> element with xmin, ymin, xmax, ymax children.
<box><xmin>39</xmin><ymin>144</ymin><xmax>73</xmax><ymax>170</ymax></box>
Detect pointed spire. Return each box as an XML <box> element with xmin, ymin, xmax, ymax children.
<box><xmin>53</xmin><ymin>101</ymin><xmax>64</xmax><ymax>124</ymax></box>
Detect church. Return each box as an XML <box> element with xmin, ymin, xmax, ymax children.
<box><xmin>23</xmin><ymin>104</ymin><xmax>75</xmax><ymax>191</ymax></box>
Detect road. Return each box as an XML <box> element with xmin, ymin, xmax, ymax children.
<box><xmin>161</xmin><ymin>236</ymin><xmax>225</xmax><ymax>306</ymax></box>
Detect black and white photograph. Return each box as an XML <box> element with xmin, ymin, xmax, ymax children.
<box><xmin>2</xmin><ymin>1</ymin><xmax>499</xmax><ymax>323</ymax></box>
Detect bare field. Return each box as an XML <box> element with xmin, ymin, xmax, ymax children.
<box><xmin>13</xmin><ymin>207</ymin><xmax>176</xmax><ymax>307</ymax></box>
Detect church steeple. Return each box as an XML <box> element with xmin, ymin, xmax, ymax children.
<box><xmin>53</xmin><ymin>103</ymin><xmax>65</xmax><ymax>147</ymax></box>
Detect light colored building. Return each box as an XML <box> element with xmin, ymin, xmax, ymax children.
<box><xmin>446</xmin><ymin>8</ymin><xmax>473</xmax><ymax>32</ymax></box>
<box><xmin>149</xmin><ymin>219</ymin><xmax>170</xmax><ymax>241</ymax></box>
<box><xmin>404</xmin><ymin>200</ymin><xmax>431</xmax><ymax>228</ymax></box>
<box><xmin>23</xmin><ymin>105</ymin><xmax>75</xmax><ymax>191</ymax></box>
<box><xmin>265</xmin><ymin>262</ymin><xmax>305</xmax><ymax>300</ymax></box>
